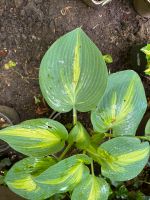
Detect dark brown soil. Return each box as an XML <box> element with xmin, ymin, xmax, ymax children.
<box><xmin>0</xmin><ymin>0</ymin><xmax>150</xmax><ymax>199</ymax></box>
<box><xmin>0</xmin><ymin>0</ymin><xmax>150</xmax><ymax>121</ymax></box>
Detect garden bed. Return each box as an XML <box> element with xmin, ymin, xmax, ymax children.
<box><xmin>0</xmin><ymin>0</ymin><xmax>150</xmax><ymax>199</ymax></box>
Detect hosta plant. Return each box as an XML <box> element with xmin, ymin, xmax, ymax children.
<box><xmin>0</xmin><ymin>28</ymin><xmax>149</xmax><ymax>200</ymax></box>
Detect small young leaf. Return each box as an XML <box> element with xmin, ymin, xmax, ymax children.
<box><xmin>103</xmin><ymin>54</ymin><xmax>113</xmax><ymax>64</ymax></box>
<box><xmin>35</xmin><ymin>154</ymin><xmax>91</xmax><ymax>196</ymax></box>
<box><xmin>141</xmin><ymin>44</ymin><xmax>150</xmax><ymax>75</ymax></box>
<box><xmin>144</xmin><ymin>68</ymin><xmax>150</xmax><ymax>75</ymax></box>
<box><xmin>91</xmin><ymin>70</ymin><xmax>147</xmax><ymax>137</ymax></box>
<box><xmin>71</xmin><ymin>175</ymin><xmax>110</xmax><ymax>200</ymax></box>
<box><xmin>68</xmin><ymin>122</ymin><xmax>91</xmax><ymax>149</ymax></box>
<box><xmin>0</xmin><ymin>118</ymin><xmax>68</xmax><ymax>157</ymax></box>
<box><xmin>39</xmin><ymin>28</ymin><xmax>108</xmax><ymax>113</ymax></box>
<box><xmin>141</xmin><ymin>44</ymin><xmax>150</xmax><ymax>57</ymax></box>
<box><xmin>88</xmin><ymin>137</ymin><xmax>149</xmax><ymax>181</ymax></box>
<box><xmin>115</xmin><ymin>185</ymin><xmax>128</xmax><ymax>199</ymax></box>
<box><xmin>3</xmin><ymin>60</ymin><xmax>16</xmax><ymax>70</ymax></box>
<box><xmin>5</xmin><ymin>157</ymin><xmax>56</xmax><ymax>200</ymax></box>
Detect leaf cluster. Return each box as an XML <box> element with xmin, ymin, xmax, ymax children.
<box><xmin>0</xmin><ymin>28</ymin><xmax>149</xmax><ymax>200</ymax></box>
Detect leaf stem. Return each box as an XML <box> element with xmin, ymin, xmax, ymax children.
<box><xmin>104</xmin><ymin>133</ymin><xmax>114</xmax><ymax>138</ymax></box>
<box><xmin>73</xmin><ymin>107</ymin><xmax>77</xmax><ymax>125</ymax></box>
<box><xmin>91</xmin><ymin>160</ymin><xmax>94</xmax><ymax>176</ymax></box>
<box><xmin>58</xmin><ymin>143</ymin><xmax>72</xmax><ymax>161</ymax></box>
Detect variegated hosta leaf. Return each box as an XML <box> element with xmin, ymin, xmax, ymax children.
<box><xmin>91</xmin><ymin>70</ymin><xmax>147</xmax><ymax>137</ymax></box>
<box><xmin>68</xmin><ymin>122</ymin><xmax>91</xmax><ymax>149</ymax></box>
<box><xmin>71</xmin><ymin>175</ymin><xmax>110</xmax><ymax>200</ymax></box>
<box><xmin>35</xmin><ymin>154</ymin><xmax>91</xmax><ymax>195</ymax></box>
<box><xmin>0</xmin><ymin>119</ymin><xmax>68</xmax><ymax>157</ymax></box>
<box><xmin>5</xmin><ymin>157</ymin><xmax>56</xmax><ymax>200</ymax></box>
<box><xmin>93</xmin><ymin>137</ymin><xmax>150</xmax><ymax>181</ymax></box>
<box><xmin>39</xmin><ymin>28</ymin><xmax>108</xmax><ymax>113</ymax></box>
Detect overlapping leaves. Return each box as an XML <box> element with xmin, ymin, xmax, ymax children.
<box><xmin>0</xmin><ymin>119</ymin><xmax>68</xmax><ymax>157</ymax></box>
<box><xmin>2</xmin><ymin>27</ymin><xmax>150</xmax><ymax>200</ymax></box>
<box><xmin>36</xmin><ymin>154</ymin><xmax>91</xmax><ymax>194</ymax></box>
<box><xmin>5</xmin><ymin>155</ymin><xmax>91</xmax><ymax>200</ymax></box>
<box><xmin>91</xmin><ymin>70</ymin><xmax>147</xmax><ymax>136</ymax></box>
<box><xmin>5</xmin><ymin>157</ymin><xmax>56</xmax><ymax>200</ymax></box>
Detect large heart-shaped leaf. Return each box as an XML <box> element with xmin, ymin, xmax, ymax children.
<box><xmin>5</xmin><ymin>157</ymin><xmax>56</xmax><ymax>200</ymax></box>
<box><xmin>35</xmin><ymin>154</ymin><xmax>91</xmax><ymax>195</ymax></box>
<box><xmin>39</xmin><ymin>28</ymin><xmax>108</xmax><ymax>113</ymax></box>
<box><xmin>88</xmin><ymin>137</ymin><xmax>149</xmax><ymax>181</ymax></box>
<box><xmin>91</xmin><ymin>70</ymin><xmax>147</xmax><ymax>136</ymax></box>
<box><xmin>0</xmin><ymin>119</ymin><xmax>68</xmax><ymax>157</ymax></box>
<box><xmin>71</xmin><ymin>175</ymin><xmax>110</xmax><ymax>200</ymax></box>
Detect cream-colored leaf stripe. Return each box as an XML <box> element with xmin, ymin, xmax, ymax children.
<box><xmin>0</xmin><ymin>127</ymin><xmax>60</xmax><ymax>140</ymax></box>
<box><xmin>99</xmin><ymin>146</ymin><xmax>149</xmax><ymax>172</ymax></box>
<box><xmin>91</xmin><ymin>70</ymin><xmax>147</xmax><ymax>136</ymax></box>
<box><xmin>71</xmin><ymin>175</ymin><xmax>109</xmax><ymax>200</ymax></box>
<box><xmin>87</xmin><ymin>177</ymin><xmax>100</xmax><ymax>200</ymax></box>
<box><xmin>73</xmin><ymin>31</ymin><xmax>80</xmax><ymax>91</ymax></box>
<box><xmin>116</xmin><ymin>78</ymin><xmax>135</xmax><ymax>124</ymax></box>
<box><xmin>38</xmin><ymin>164</ymin><xmax>83</xmax><ymax>185</ymax></box>
<box><xmin>8</xmin><ymin>176</ymin><xmax>37</xmax><ymax>192</ymax></box>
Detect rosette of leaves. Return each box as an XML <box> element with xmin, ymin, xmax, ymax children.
<box><xmin>0</xmin><ymin>28</ymin><xmax>149</xmax><ymax>200</ymax></box>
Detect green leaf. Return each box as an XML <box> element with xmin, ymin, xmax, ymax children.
<box><xmin>103</xmin><ymin>54</ymin><xmax>113</xmax><ymax>64</ymax></box>
<box><xmin>93</xmin><ymin>137</ymin><xmax>150</xmax><ymax>181</ymax></box>
<box><xmin>141</xmin><ymin>44</ymin><xmax>150</xmax><ymax>75</ymax></box>
<box><xmin>68</xmin><ymin>122</ymin><xmax>91</xmax><ymax>149</ymax></box>
<box><xmin>71</xmin><ymin>175</ymin><xmax>110</xmax><ymax>200</ymax></box>
<box><xmin>115</xmin><ymin>185</ymin><xmax>129</xmax><ymax>199</ymax></box>
<box><xmin>91</xmin><ymin>70</ymin><xmax>147</xmax><ymax>137</ymax></box>
<box><xmin>140</xmin><ymin>119</ymin><xmax>150</xmax><ymax>141</ymax></box>
<box><xmin>3</xmin><ymin>60</ymin><xmax>17</xmax><ymax>70</ymax></box>
<box><xmin>35</xmin><ymin>154</ymin><xmax>91</xmax><ymax>195</ymax></box>
<box><xmin>39</xmin><ymin>28</ymin><xmax>108</xmax><ymax>113</ymax></box>
<box><xmin>141</xmin><ymin>44</ymin><xmax>150</xmax><ymax>57</ymax></box>
<box><xmin>49</xmin><ymin>193</ymin><xmax>66</xmax><ymax>200</ymax></box>
<box><xmin>5</xmin><ymin>157</ymin><xmax>56</xmax><ymax>200</ymax></box>
<box><xmin>145</xmin><ymin>68</ymin><xmax>150</xmax><ymax>75</ymax></box>
<box><xmin>0</xmin><ymin>175</ymin><xmax>5</xmax><ymax>185</ymax></box>
<box><xmin>0</xmin><ymin>118</ymin><xmax>68</xmax><ymax>157</ymax></box>
<box><xmin>145</xmin><ymin>119</ymin><xmax>150</xmax><ymax>135</ymax></box>
<box><xmin>138</xmin><ymin>136</ymin><xmax>150</xmax><ymax>142</ymax></box>
<box><xmin>91</xmin><ymin>133</ymin><xmax>105</xmax><ymax>147</ymax></box>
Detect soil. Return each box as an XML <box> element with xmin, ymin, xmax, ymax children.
<box><xmin>0</xmin><ymin>0</ymin><xmax>150</xmax><ymax>199</ymax></box>
<box><xmin>0</xmin><ymin>0</ymin><xmax>150</xmax><ymax>121</ymax></box>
